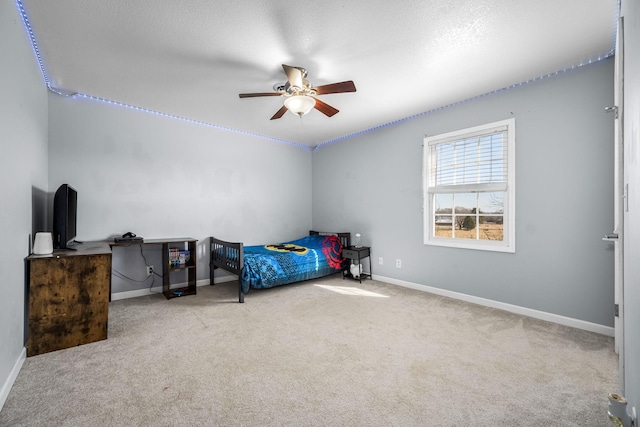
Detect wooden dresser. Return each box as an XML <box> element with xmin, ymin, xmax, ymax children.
<box><xmin>26</xmin><ymin>241</ymin><xmax>111</xmax><ymax>356</ymax></box>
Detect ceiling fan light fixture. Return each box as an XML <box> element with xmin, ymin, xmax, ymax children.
<box><xmin>284</xmin><ymin>95</ymin><xmax>316</xmax><ymax>116</ymax></box>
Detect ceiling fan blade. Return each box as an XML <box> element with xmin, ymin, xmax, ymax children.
<box><xmin>270</xmin><ymin>105</ymin><xmax>288</xmax><ymax>120</ymax></box>
<box><xmin>282</xmin><ymin>64</ymin><xmax>303</xmax><ymax>89</ymax></box>
<box><xmin>314</xmin><ymin>80</ymin><xmax>357</xmax><ymax>95</ymax></box>
<box><xmin>313</xmin><ymin>98</ymin><xmax>339</xmax><ymax>117</ymax></box>
<box><xmin>239</xmin><ymin>92</ymin><xmax>282</xmax><ymax>98</ymax></box>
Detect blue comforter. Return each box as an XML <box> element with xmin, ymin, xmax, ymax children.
<box><xmin>240</xmin><ymin>234</ymin><xmax>346</xmax><ymax>293</ymax></box>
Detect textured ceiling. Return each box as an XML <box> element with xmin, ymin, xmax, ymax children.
<box><xmin>19</xmin><ymin>0</ymin><xmax>618</xmax><ymax>148</ymax></box>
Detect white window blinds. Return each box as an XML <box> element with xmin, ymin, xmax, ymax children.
<box><xmin>427</xmin><ymin>124</ymin><xmax>508</xmax><ymax>194</ymax></box>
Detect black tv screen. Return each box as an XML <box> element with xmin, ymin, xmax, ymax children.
<box><xmin>53</xmin><ymin>184</ymin><xmax>77</xmax><ymax>249</ymax></box>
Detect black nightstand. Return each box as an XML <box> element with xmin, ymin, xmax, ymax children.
<box><xmin>342</xmin><ymin>246</ymin><xmax>372</xmax><ymax>283</ymax></box>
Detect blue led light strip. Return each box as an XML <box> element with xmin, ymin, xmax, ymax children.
<box><xmin>315</xmin><ymin>1</ymin><xmax>621</xmax><ymax>151</ymax></box>
<box><xmin>16</xmin><ymin>0</ymin><xmax>619</xmax><ymax>153</ymax></box>
<box><xmin>14</xmin><ymin>0</ymin><xmax>309</xmax><ymax>151</ymax></box>
<box><xmin>74</xmin><ymin>94</ymin><xmax>311</xmax><ymax>151</ymax></box>
<box><xmin>314</xmin><ymin>50</ymin><xmax>615</xmax><ymax>150</ymax></box>
<box><xmin>15</xmin><ymin>0</ymin><xmax>49</xmax><ymax>85</ymax></box>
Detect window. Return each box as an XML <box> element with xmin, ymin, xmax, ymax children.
<box><xmin>423</xmin><ymin>118</ymin><xmax>515</xmax><ymax>252</ymax></box>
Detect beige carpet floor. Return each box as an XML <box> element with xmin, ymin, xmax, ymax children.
<box><xmin>0</xmin><ymin>275</ymin><xmax>618</xmax><ymax>426</ymax></box>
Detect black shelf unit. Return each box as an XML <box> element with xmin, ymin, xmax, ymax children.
<box><xmin>156</xmin><ymin>238</ymin><xmax>197</xmax><ymax>299</ymax></box>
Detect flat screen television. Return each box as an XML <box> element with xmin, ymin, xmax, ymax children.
<box><xmin>53</xmin><ymin>184</ymin><xmax>78</xmax><ymax>250</ymax></box>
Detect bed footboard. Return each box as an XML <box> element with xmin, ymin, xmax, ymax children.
<box><xmin>209</xmin><ymin>236</ymin><xmax>245</xmax><ymax>302</ymax></box>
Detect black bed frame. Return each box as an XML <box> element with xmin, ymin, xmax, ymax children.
<box><xmin>209</xmin><ymin>230</ymin><xmax>351</xmax><ymax>303</ymax></box>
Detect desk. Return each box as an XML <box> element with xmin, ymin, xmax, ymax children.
<box><xmin>110</xmin><ymin>238</ymin><xmax>197</xmax><ymax>299</ymax></box>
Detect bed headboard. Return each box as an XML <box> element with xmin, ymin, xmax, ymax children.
<box><xmin>309</xmin><ymin>230</ymin><xmax>351</xmax><ymax>248</ymax></box>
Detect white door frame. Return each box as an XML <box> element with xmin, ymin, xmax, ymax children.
<box><xmin>613</xmin><ymin>16</ymin><xmax>625</xmax><ymax>390</ymax></box>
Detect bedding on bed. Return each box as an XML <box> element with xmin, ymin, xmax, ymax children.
<box><xmin>240</xmin><ymin>234</ymin><xmax>346</xmax><ymax>293</ymax></box>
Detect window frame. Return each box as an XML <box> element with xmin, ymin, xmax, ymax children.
<box><xmin>423</xmin><ymin>118</ymin><xmax>516</xmax><ymax>253</ymax></box>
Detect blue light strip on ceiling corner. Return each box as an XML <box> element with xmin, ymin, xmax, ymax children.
<box><xmin>15</xmin><ymin>0</ymin><xmax>50</xmax><ymax>86</ymax></box>
<box><xmin>15</xmin><ymin>0</ymin><xmax>310</xmax><ymax>152</ymax></box>
<box><xmin>17</xmin><ymin>0</ymin><xmax>618</xmax><ymax>153</ymax></box>
<box><xmin>315</xmin><ymin>1</ymin><xmax>621</xmax><ymax>151</ymax></box>
<box><xmin>313</xmin><ymin>50</ymin><xmax>615</xmax><ymax>151</ymax></box>
<box><xmin>73</xmin><ymin>94</ymin><xmax>311</xmax><ymax>151</ymax></box>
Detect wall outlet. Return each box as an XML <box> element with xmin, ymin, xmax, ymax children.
<box><xmin>378</xmin><ymin>257</ymin><xmax>383</xmax><ymax>265</ymax></box>
<box><xmin>146</xmin><ymin>265</ymin><xmax>154</xmax><ymax>277</ymax></box>
<box><xmin>396</xmin><ymin>259</ymin><xmax>402</xmax><ymax>268</ymax></box>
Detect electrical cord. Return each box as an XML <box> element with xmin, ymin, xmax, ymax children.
<box><xmin>138</xmin><ymin>245</ymin><xmax>160</xmax><ymax>292</ymax></box>
<box><xmin>111</xmin><ymin>244</ymin><xmax>164</xmax><ymax>294</ymax></box>
<box><xmin>111</xmin><ymin>268</ymin><xmax>151</xmax><ymax>283</ymax></box>
<box><xmin>148</xmin><ymin>269</ymin><xmax>165</xmax><ymax>292</ymax></box>
<box><xmin>139</xmin><ymin>244</ymin><xmax>149</xmax><ymax>268</ymax></box>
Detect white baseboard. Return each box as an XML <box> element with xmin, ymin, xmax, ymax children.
<box><xmin>0</xmin><ymin>347</ymin><xmax>26</xmax><ymax>412</ymax></box>
<box><xmin>111</xmin><ymin>275</ymin><xmax>237</xmax><ymax>301</ymax></box>
<box><xmin>373</xmin><ymin>274</ymin><xmax>615</xmax><ymax>337</ymax></box>
<box><xmin>111</xmin><ymin>273</ymin><xmax>614</xmax><ymax>336</ymax></box>
<box><xmin>209</xmin><ymin>275</ymin><xmax>238</xmax><ymax>285</ymax></box>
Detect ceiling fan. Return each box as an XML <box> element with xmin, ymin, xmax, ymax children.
<box><xmin>239</xmin><ymin>64</ymin><xmax>356</xmax><ymax>120</ymax></box>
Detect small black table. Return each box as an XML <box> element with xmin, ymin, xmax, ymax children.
<box><xmin>342</xmin><ymin>246</ymin><xmax>372</xmax><ymax>283</ymax></box>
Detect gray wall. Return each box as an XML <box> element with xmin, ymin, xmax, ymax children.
<box><xmin>48</xmin><ymin>94</ymin><xmax>313</xmax><ymax>294</ymax></box>
<box><xmin>313</xmin><ymin>58</ymin><xmax>615</xmax><ymax>327</ymax></box>
<box><xmin>0</xmin><ymin>0</ymin><xmax>49</xmax><ymax>407</ymax></box>
<box><xmin>622</xmin><ymin>0</ymin><xmax>640</xmax><ymax>416</ymax></box>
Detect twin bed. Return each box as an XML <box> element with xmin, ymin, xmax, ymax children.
<box><xmin>210</xmin><ymin>231</ymin><xmax>351</xmax><ymax>302</ymax></box>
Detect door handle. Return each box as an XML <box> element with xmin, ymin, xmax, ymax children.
<box><xmin>602</xmin><ymin>233</ymin><xmax>619</xmax><ymax>241</ymax></box>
